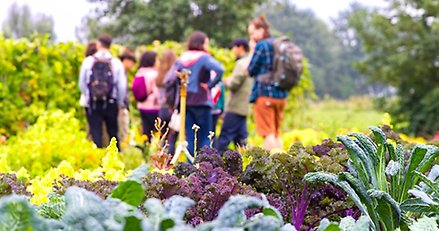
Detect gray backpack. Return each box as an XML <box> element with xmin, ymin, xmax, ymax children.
<box><xmin>269</xmin><ymin>36</ymin><xmax>304</xmax><ymax>91</ymax></box>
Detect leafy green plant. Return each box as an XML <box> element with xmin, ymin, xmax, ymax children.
<box><xmin>0</xmin><ymin>195</ymin><xmax>50</xmax><ymax>231</ymax></box>
<box><xmin>240</xmin><ymin>143</ymin><xmax>354</xmax><ymax>230</ymax></box>
<box><xmin>317</xmin><ymin>216</ymin><xmax>370</xmax><ymax>231</ymax></box>
<box><xmin>305</xmin><ymin>127</ymin><xmax>439</xmax><ymax>231</ymax></box>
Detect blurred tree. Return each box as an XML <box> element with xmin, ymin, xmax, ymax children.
<box><xmin>349</xmin><ymin>0</ymin><xmax>439</xmax><ymax>136</ymax></box>
<box><xmin>262</xmin><ymin>0</ymin><xmax>371</xmax><ymax>98</ymax></box>
<box><xmin>2</xmin><ymin>3</ymin><xmax>56</xmax><ymax>41</ymax></box>
<box><xmin>80</xmin><ymin>0</ymin><xmax>265</xmax><ymax>47</ymax></box>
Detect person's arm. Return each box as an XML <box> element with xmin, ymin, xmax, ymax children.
<box><xmin>227</xmin><ymin>60</ymin><xmax>247</xmax><ymax>92</ymax></box>
<box><xmin>205</xmin><ymin>56</ymin><xmax>224</xmax><ymax>89</ymax></box>
<box><xmin>78</xmin><ymin>58</ymin><xmax>89</xmax><ymax>95</ymax></box>
<box><xmin>247</xmin><ymin>42</ymin><xmax>264</xmax><ymax>77</ymax></box>
<box><xmin>115</xmin><ymin>61</ymin><xmax>127</xmax><ymax>107</ymax></box>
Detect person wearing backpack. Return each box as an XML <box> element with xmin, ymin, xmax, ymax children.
<box><xmin>78</xmin><ymin>34</ymin><xmax>126</xmax><ymax>150</ymax></box>
<box><xmin>132</xmin><ymin>51</ymin><xmax>160</xmax><ymax>142</ymax></box>
<box><xmin>168</xmin><ymin>31</ymin><xmax>224</xmax><ymax>156</ymax></box>
<box><xmin>215</xmin><ymin>39</ymin><xmax>254</xmax><ymax>153</ymax></box>
<box><xmin>247</xmin><ymin>16</ymin><xmax>303</xmax><ymax>151</ymax></box>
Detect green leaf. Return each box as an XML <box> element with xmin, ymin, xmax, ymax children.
<box><xmin>400</xmin><ymin>145</ymin><xmax>429</xmax><ymax>202</ymax></box>
<box><xmin>409</xmin><ymin>216</ymin><xmax>439</xmax><ymax>231</ymax></box>
<box><xmin>0</xmin><ymin>195</ymin><xmax>49</xmax><ymax>231</ymax></box>
<box><xmin>368</xmin><ymin>189</ymin><xmax>401</xmax><ymax>230</ymax></box>
<box><xmin>123</xmin><ymin>215</ymin><xmax>143</xmax><ymax>231</ymax></box>
<box><xmin>369</xmin><ymin>126</ymin><xmax>388</xmax><ymax>192</ymax></box>
<box><xmin>337</xmin><ymin>135</ymin><xmax>377</xmax><ymax>189</ymax></box>
<box><xmin>414</xmin><ymin>171</ymin><xmax>439</xmax><ymax>195</ymax></box>
<box><xmin>417</xmin><ymin>145</ymin><xmax>439</xmax><ymax>174</ymax></box>
<box><xmin>263</xmin><ymin>207</ymin><xmax>281</xmax><ymax>219</ymax></box>
<box><xmin>338</xmin><ymin>172</ymin><xmax>380</xmax><ymax>230</ymax></box>
<box><xmin>160</xmin><ymin>218</ymin><xmax>175</xmax><ymax>231</ymax></box>
<box><xmin>304</xmin><ymin>172</ymin><xmax>378</xmax><ymax>231</ymax></box>
<box><xmin>323</xmin><ymin>223</ymin><xmax>341</xmax><ymax>231</ymax></box>
<box><xmin>401</xmin><ymin>198</ymin><xmax>437</xmax><ymax>214</ymax></box>
<box><xmin>349</xmin><ymin>133</ymin><xmax>378</xmax><ymax>161</ymax></box>
<box><xmin>111</xmin><ymin>180</ymin><xmax>145</xmax><ymax>207</ymax></box>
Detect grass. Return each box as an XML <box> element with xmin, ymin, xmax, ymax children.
<box><xmin>289</xmin><ymin>97</ymin><xmax>384</xmax><ymax>137</ymax></box>
<box><xmin>247</xmin><ymin>96</ymin><xmax>385</xmax><ymax>147</ymax></box>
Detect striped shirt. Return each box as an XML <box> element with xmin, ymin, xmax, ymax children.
<box><xmin>248</xmin><ymin>39</ymin><xmax>288</xmax><ymax>103</ymax></box>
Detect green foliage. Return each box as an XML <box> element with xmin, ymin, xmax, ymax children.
<box><xmin>83</xmin><ymin>0</ymin><xmax>266</xmax><ymax>47</ymax></box>
<box><xmin>37</xmin><ymin>193</ymin><xmax>65</xmax><ymax>219</ymax></box>
<box><xmin>349</xmin><ymin>1</ymin><xmax>439</xmax><ymax>135</ymax></box>
<box><xmin>111</xmin><ymin>180</ymin><xmax>145</xmax><ymax>207</ymax></box>
<box><xmin>241</xmin><ymin>143</ymin><xmax>351</xmax><ymax>230</ymax></box>
<box><xmin>317</xmin><ymin>216</ymin><xmax>370</xmax><ymax>231</ymax></box>
<box><xmin>305</xmin><ymin>127</ymin><xmax>439</xmax><ymax>231</ymax></box>
<box><xmin>409</xmin><ymin>216</ymin><xmax>439</xmax><ymax>231</ymax></box>
<box><xmin>0</xmin><ymin>35</ymin><xmax>84</xmax><ymax>136</ymax></box>
<box><xmin>0</xmin><ymin>195</ymin><xmax>49</xmax><ymax>231</ymax></box>
<box><xmin>0</xmin><ymin>110</ymin><xmax>105</xmax><ymax>177</ymax></box>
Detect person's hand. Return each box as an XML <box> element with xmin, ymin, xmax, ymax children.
<box><xmin>200</xmin><ymin>83</ymin><xmax>209</xmax><ymax>91</ymax></box>
<box><xmin>223</xmin><ymin>78</ymin><xmax>231</xmax><ymax>86</ymax></box>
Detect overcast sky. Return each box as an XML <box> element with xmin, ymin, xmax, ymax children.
<box><xmin>0</xmin><ymin>0</ymin><xmax>388</xmax><ymax>42</ymax></box>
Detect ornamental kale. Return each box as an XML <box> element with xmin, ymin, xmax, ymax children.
<box><xmin>174</xmin><ymin>162</ymin><xmax>197</xmax><ymax>178</ymax></box>
<box><xmin>223</xmin><ymin>150</ymin><xmax>243</xmax><ymax>177</ymax></box>
<box><xmin>142</xmin><ymin>149</ymin><xmax>284</xmax><ymax>226</ymax></box>
<box><xmin>241</xmin><ymin>144</ymin><xmax>353</xmax><ymax>231</ymax></box>
<box><xmin>53</xmin><ymin>175</ymin><xmax>118</xmax><ymax>199</ymax></box>
<box><xmin>0</xmin><ymin>173</ymin><xmax>30</xmax><ymax>197</ymax></box>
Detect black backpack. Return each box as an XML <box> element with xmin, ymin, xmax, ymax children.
<box><xmin>88</xmin><ymin>57</ymin><xmax>114</xmax><ymax>106</ymax></box>
<box><xmin>271</xmin><ymin>36</ymin><xmax>304</xmax><ymax>91</ymax></box>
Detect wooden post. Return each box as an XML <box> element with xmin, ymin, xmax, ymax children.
<box><xmin>171</xmin><ymin>69</ymin><xmax>194</xmax><ymax>164</ymax></box>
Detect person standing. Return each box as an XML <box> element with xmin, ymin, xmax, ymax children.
<box><xmin>247</xmin><ymin>16</ymin><xmax>287</xmax><ymax>151</ymax></box>
<box><xmin>117</xmin><ymin>49</ymin><xmax>137</xmax><ymax>146</ymax></box>
<box><xmin>79</xmin><ymin>34</ymin><xmax>126</xmax><ymax>149</ymax></box>
<box><xmin>171</xmin><ymin>31</ymin><xmax>224</xmax><ymax>156</ymax></box>
<box><xmin>81</xmin><ymin>41</ymin><xmax>97</xmax><ymax>141</ymax></box>
<box><xmin>132</xmin><ymin>51</ymin><xmax>160</xmax><ymax>142</ymax></box>
<box><xmin>157</xmin><ymin>50</ymin><xmax>178</xmax><ymax>154</ymax></box>
<box><xmin>215</xmin><ymin>39</ymin><xmax>254</xmax><ymax>152</ymax></box>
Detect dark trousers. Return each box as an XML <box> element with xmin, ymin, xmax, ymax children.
<box><xmin>140</xmin><ymin>111</ymin><xmax>159</xmax><ymax>142</ymax></box>
<box><xmin>186</xmin><ymin>106</ymin><xmax>212</xmax><ymax>155</ymax></box>
<box><xmin>215</xmin><ymin>112</ymin><xmax>248</xmax><ymax>152</ymax></box>
<box><xmin>86</xmin><ymin>101</ymin><xmax>119</xmax><ymax>150</ymax></box>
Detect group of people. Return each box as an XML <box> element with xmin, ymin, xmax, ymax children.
<box><xmin>79</xmin><ymin>15</ymin><xmax>289</xmax><ymax>155</ymax></box>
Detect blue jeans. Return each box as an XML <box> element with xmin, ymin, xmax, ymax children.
<box><xmin>215</xmin><ymin>112</ymin><xmax>248</xmax><ymax>153</ymax></box>
<box><xmin>186</xmin><ymin>106</ymin><xmax>212</xmax><ymax>156</ymax></box>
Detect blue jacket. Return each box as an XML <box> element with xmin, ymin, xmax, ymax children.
<box><xmin>174</xmin><ymin>51</ymin><xmax>224</xmax><ymax>107</ymax></box>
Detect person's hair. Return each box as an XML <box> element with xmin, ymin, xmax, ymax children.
<box><xmin>85</xmin><ymin>41</ymin><xmax>97</xmax><ymax>57</ymax></box>
<box><xmin>98</xmin><ymin>34</ymin><xmax>112</xmax><ymax>49</ymax></box>
<box><xmin>187</xmin><ymin>31</ymin><xmax>208</xmax><ymax>51</ymax></box>
<box><xmin>156</xmin><ymin>50</ymin><xmax>177</xmax><ymax>87</ymax></box>
<box><xmin>231</xmin><ymin>38</ymin><xmax>249</xmax><ymax>52</ymax></box>
<box><xmin>250</xmin><ymin>15</ymin><xmax>271</xmax><ymax>39</ymax></box>
<box><xmin>139</xmin><ymin>51</ymin><xmax>157</xmax><ymax>68</ymax></box>
<box><xmin>119</xmin><ymin>48</ymin><xmax>136</xmax><ymax>62</ymax></box>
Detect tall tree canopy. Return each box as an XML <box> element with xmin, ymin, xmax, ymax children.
<box><xmin>2</xmin><ymin>3</ymin><xmax>55</xmax><ymax>41</ymax></box>
<box><xmin>349</xmin><ymin>0</ymin><xmax>439</xmax><ymax>135</ymax></box>
<box><xmin>81</xmin><ymin>0</ymin><xmax>265</xmax><ymax>47</ymax></box>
